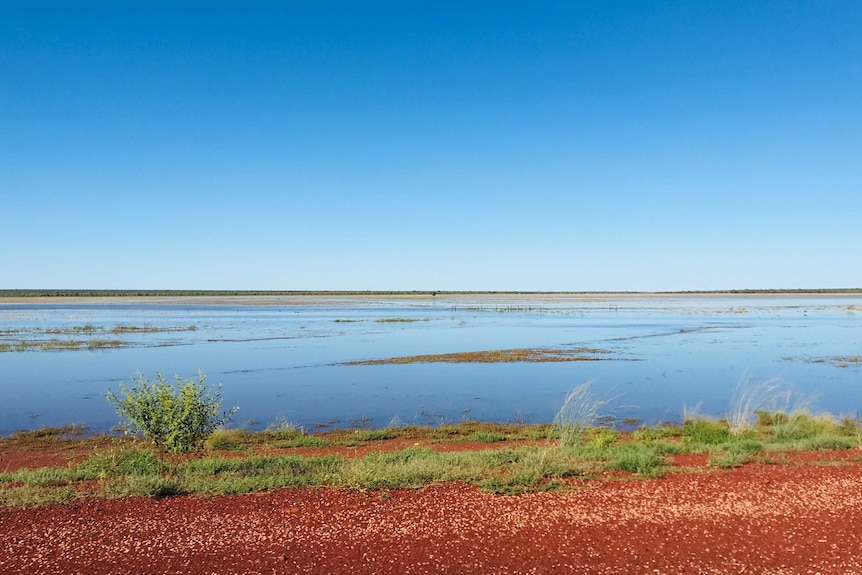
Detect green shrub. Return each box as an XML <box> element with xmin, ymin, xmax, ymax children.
<box><xmin>107</xmin><ymin>371</ymin><xmax>239</xmax><ymax>454</ymax></box>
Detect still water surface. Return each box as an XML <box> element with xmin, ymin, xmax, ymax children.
<box><xmin>1</xmin><ymin>294</ymin><xmax>860</xmax><ymax>435</ymax></box>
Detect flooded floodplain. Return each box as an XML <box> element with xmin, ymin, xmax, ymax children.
<box><xmin>0</xmin><ymin>294</ymin><xmax>860</xmax><ymax>435</ymax></box>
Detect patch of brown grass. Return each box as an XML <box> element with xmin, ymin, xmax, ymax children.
<box><xmin>345</xmin><ymin>347</ymin><xmax>613</xmax><ymax>365</ymax></box>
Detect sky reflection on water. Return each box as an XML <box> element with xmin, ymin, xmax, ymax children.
<box><xmin>1</xmin><ymin>295</ymin><xmax>860</xmax><ymax>435</ymax></box>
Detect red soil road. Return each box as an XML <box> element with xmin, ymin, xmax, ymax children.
<box><xmin>3</xmin><ymin>452</ymin><xmax>862</xmax><ymax>574</ymax></box>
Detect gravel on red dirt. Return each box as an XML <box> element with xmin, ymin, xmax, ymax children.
<box><xmin>3</xmin><ymin>449</ymin><xmax>862</xmax><ymax>574</ymax></box>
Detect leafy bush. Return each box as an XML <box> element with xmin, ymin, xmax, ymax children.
<box><xmin>107</xmin><ymin>371</ymin><xmax>238</xmax><ymax>454</ymax></box>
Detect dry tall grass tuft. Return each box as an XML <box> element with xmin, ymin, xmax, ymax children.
<box><xmin>726</xmin><ymin>376</ymin><xmax>792</xmax><ymax>436</ymax></box>
<box><xmin>554</xmin><ymin>382</ymin><xmax>615</xmax><ymax>448</ymax></box>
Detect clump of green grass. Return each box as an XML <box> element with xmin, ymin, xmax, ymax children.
<box><xmin>343</xmin><ymin>448</ymin><xmax>446</xmax><ymax>489</ymax></box>
<box><xmin>129</xmin><ymin>476</ymin><xmax>185</xmax><ymax>498</ymax></box>
<box><xmin>682</xmin><ymin>418</ymin><xmax>732</xmax><ymax>446</ymax></box>
<box><xmin>270</xmin><ymin>435</ymin><xmax>331</xmax><ymax>448</ymax></box>
<box><xmin>206</xmin><ymin>429</ymin><xmax>258</xmax><ymax>451</ymax></box>
<box><xmin>754</xmin><ymin>410</ymin><xmax>861</xmax><ymax>449</ymax></box>
<box><xmin>0</xmin><ymin>466</ymin><xmax>82</xmax><ymax>487</ymax></box>
<box><xmin>584</xmin><ymin>428</ymin><xmax>620</xmax><ymax>447</ymax></box>
<box><xmin>469</xmin><ymin>431</ymin><xmax>508</xmax><ymax>443</ymax></box>
<box><xmin>353</xmin><ymin>429</ymin><xmax>394</xmax><ymax>441</ymax></box>
<box><xmin>0</xmin><ymin>485</ymin><xmax>78</xmax><ymax>506</ymax></box>
<box><xmin>606</xmin><ymin>444</ymin><xmax>666</xmax><ymax>477</ymax></box>
<box><xmin>632</xmin><ymin>424</ymin><xmax>681</xmax><ymax>442</ymax></box>
<box><xmin>183</xmin><ymin>454</ymin><xmax>347</xmax><ymax>495</ymax></box>
<box><xmin>79</xmin><ymin>447</ymin><xmax>159</xmax><ymax>478</ymax></box>
<box><xmin>771</xmin><ymin>412</ymin><xmax>845</xmax><ymax>440</ymax></box>
<box><xmin>708</xmin><ymin>440</ymin><xmax>763</xmax><ymax>468</ymax></box>
<box><xmin>793</xmin><ymin>435</ymin><xmax>857</xmax><ymax>451</ymax></box>
<box><xmin>479</xmin><ymin>448</ymin><xmax>584</xmax><ymax>494</ymax></box>
<box><xmin>206</xmin><ymin>425</ymin><xmax>328</xmax><ymax>451</ymax></box>
<box><xmin>416</xmin><ymin>421</ymin><xmax>550</xmax><ymax>441</ymax></box>
<box><xmin>327</xmin><ymin>429</ymin><xmax>394</xmax><ymax>446</ymax></box>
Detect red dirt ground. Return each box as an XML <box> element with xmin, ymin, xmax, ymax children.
<box><xmin>3</xmin><ymin>444</ymin><xmax>862</xmax><ymax>574</ymax></box>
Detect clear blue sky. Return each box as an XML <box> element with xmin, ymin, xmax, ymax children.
<box><xmin>2</xmin><ymin>1</ymin><xmax>860</xmax><ymax>291</ymax></box>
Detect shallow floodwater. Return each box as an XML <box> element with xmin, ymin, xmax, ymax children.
<box><xmin>1</xmin><ymin>295</ymin><xmax>860</xmax><ymax>435</ymax></box>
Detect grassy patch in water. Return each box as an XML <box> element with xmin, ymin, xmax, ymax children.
<box><xmin>344</xmin><ymin>347</ymin><xmax>613</xmax><ymax>365</ymax></box>
<box><xmin>110</xmin><ymin>324</ymin><xmax>197</xmax><ymax>334</ymax></box>
<box><xmin>0</xmin><ymin>324</ymin><xmax>197</xmax><ymax>353</ymax></box>
<box><xmin>790</xmin><ymin>355</ymin><xmax>862</xmax><ymax>368</ymax></box>
<box><xmin>46</xmin><ymin>324</ymin><xmax>101</xmax><ymax>335</ymax></box>
<box><xmin>0</xmin><ymin>339</ymin><xmax>127</xmax><ymax>352</ymax></box>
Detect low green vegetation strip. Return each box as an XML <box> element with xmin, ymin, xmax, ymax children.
<box><xmin>344</xmin><ymin>347</ymin><xmax>613</xmax><ymax>365</ymax></box>
<box><xmin>3</xmin><ymin>412</ymin><xmax>861</xmax><ymax>506</ymax></box>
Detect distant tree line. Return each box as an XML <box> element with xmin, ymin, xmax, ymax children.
<box><xmin>1</xmin><ymin>288</ymin><xmax>860</xmax><ymax>298</ymax></box>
